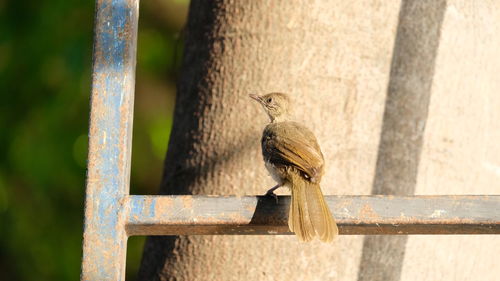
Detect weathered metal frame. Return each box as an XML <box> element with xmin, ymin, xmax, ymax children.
<box><xmin>81</xmin><ymin>1</ymin><xmax>500</xmax><ymax>280</ymax></box>
<box><xmin>81</xmin><ymin>0</ymin><xmax>138</xmax><ymax>280</ymax></box>
<box><xmin>125</xmin><ymin>195</ymin><xmax>499</xmax><ymax>236</ymax></box>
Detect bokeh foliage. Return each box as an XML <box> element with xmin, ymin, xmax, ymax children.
<box><xmin>0</xmin><ymin>0</ymin><xmax>188</xmax><ymax>280</ymax></box>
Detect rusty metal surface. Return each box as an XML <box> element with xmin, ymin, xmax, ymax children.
<box><xmin>125</xmin><ymin>195</ymin><xmax>500</xmax><ymax>235</ymax></box>
<box><xmin>81</xmin><ymin>0</ymin><xmax>138</xmax><ymax>280</ymax></box>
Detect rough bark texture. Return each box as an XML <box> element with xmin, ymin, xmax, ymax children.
<box><xmin>400</xmin><ymin>1</ymin><xmax>500</xmax><ymax>280</ymax></box>
<box><xmin>138</xmin><ymin>1</ymin><xmax>500</xmax><ymax>280</ymax></box>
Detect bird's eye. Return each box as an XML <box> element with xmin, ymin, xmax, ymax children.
<box><xmin>267</xmin><ymin>98</ymin><xmax>273</xmax><ymax>103</ymax></box>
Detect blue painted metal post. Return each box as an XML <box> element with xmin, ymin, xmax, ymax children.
<box><xmin>81</xmin><ymin>0</ymin><xmax>138</xmax><ymax>280</ymax></box>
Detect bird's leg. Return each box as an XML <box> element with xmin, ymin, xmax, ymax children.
<box><xmin>265</xmin><ymin>184</ymin><xmax>281</xmax><ymax>203</ymax></box>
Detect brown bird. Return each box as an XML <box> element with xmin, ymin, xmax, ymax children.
<box><xmin>250</xmin><ymin>92</ymin><xmax>338</xmax><ymax>242</ymax></box>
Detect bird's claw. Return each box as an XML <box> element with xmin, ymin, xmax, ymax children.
<box><xmin>265</xmin><ymin>190</ymin><xmax>279</xmax><ymax>203</ymax></box>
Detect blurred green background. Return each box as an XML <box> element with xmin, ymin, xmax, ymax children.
<box><xmin>0</xmin><ymin>0</ymin><xmax>189</xmax><ymax>279</ymax></box>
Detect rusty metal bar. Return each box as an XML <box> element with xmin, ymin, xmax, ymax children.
<box><xmin>81</xmin><ymin>0</ymin><xmax>138</xmax><ymax>280</ymax></box>
<box><xmin>125</xmin><ymin>195</ymin><xmax>500</xmax><ymax>235</ymax></box>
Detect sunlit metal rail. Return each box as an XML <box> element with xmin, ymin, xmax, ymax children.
<box><xmin>125</xmin><ymin>195</ymin><xmax>500</xmax><ymax>236</ymax></box>
<box><xmin>80</xmin><ymin>0</ymin><xmax>500</xmax><ymax>280</ymax></box>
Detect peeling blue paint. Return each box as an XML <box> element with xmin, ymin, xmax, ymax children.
<box><xmin>130</xmin><ymin>196</ymin><xmax>145</xmax><ymax>223</ymax></box>
<box><xmin>149</xmin><ymin>197</ymin><xmax>156</xmax><ymax>218</ymax></box>
<box><xmin>81</xmin><ymin>1</ymin><xmax>138</xmax><ymax>280</ymax></box>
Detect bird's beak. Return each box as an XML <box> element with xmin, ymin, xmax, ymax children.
<box><xmin>249</xmin><ymin>94</ymin><xmax>262</xmax><ymax>103</ymax></box>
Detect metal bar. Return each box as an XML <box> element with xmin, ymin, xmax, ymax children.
<box><xmin>125</xmin><ymin>195</ymin><xmax>500</xmax><ymax>235</ymax></box>
<box><xmin>81</xmin><ymin>0</ymin><xmax>138</xmax><ymax>280</ymax></box>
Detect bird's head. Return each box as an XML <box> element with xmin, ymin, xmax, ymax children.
<box><xmin>249</xmin><ymin>92</ymin><xmax>291</xmax><ymax>122</ymax></box>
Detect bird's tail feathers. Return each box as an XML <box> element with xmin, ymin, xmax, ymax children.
<box><xmin>287</xmin><ymin>170</ymin><xmax>338</xmax><ymax>242</ymax></box>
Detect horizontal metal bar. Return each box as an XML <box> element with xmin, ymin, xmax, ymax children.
<box><xmin>124</xmin><ymin>195</ymin><xmax>500</xmax><ymax>236</ymax></box>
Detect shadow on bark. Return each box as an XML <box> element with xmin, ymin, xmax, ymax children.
<box><xmin>357</xmin><ymin>1</ymin><xmax>447</xmax><ymax>281</ymax></box>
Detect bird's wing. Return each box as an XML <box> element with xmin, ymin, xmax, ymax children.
<box><xmin>262</xmin><ymin>122</ymin><xmax>324</xmax><ymax>181</ymax></box>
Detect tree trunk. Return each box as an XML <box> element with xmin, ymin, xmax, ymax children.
<box><xmin>138</xmin><ymin>1</ymin><xmax>500</xmax><ymax>280</ymax></box>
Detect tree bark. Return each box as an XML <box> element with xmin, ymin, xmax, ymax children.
<box><xmin>358</xmin><ymin>1</ymin><xmax>446</xmax><ymax>281</ymax></box>
<box><xmin>138</xmin><ymin>1</ymin><xmax>500</xmax><ymax>281</ymax></box>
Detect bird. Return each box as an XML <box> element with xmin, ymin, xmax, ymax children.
<box><xmin>250</xmin><ymin>92</ymin><xmax>338</xmax><ymax>242</ymax></box>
